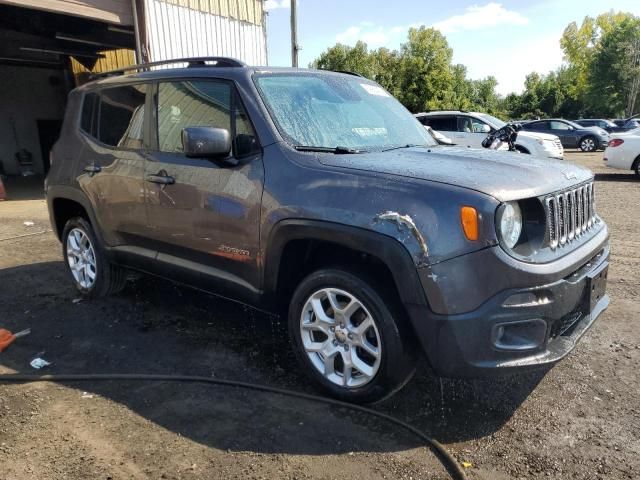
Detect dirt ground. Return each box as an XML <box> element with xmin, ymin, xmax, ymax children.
<box><xmin>0</xmin><ymin>151</ymin><xmax>638</xmax><ymax>480</ymax></box>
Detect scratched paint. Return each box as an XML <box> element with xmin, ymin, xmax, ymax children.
<box><xmin>374</xmin><ymin>210</ymin><xmax>429</xmax><ymax>259</ymax></box>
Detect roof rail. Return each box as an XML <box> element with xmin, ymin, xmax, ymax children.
<box><xmin>89</xmin><ymin>56</ymin><xmax>247</xmax><ymax>80</ymax></box>
<box><xmin>333</xmin><ymin>70</ymin><xmax>365</xmax><ymax>77</ymax></box>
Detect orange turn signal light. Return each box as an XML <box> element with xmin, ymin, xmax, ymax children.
<box><xmin>460</xmin><ymin>206</ymin><xmax>479</xmax><ymax>241</ymax></box>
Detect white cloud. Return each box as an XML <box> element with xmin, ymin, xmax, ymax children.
<box><xmin>432</xmin><ymin>3</ymin><xmax>528</xmax><ymax>34</ymax></box>
<box><xmin>334</xmin><ymin>3</ymin><xmax>528</xmax><ymax>49</ymax></box>
<box><xmin>457</xmin><ymin>34</ymin><xmax>563</xmax><ymax>95</ymax></box>
<box><xmin>335</xmin><ymin>22</ymin><xmax>398</xmax><ymax>48</ymax></box>
<box><xmin>264</xmin><ymin>0</ymin><xmax>290</xmax><ymax>11</ymax></box>
<box><xmin>336</xmin><ymin>22</ymin><xmax>390</xmax><ymax>48</ymax></box>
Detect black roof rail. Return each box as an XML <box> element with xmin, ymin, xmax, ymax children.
<box><xmin>332</xmin><ymin>70</ymin><xmax>365</xmax><ymax>77</ymax></box>
<box><xmin>89</xmin><ymin>56</ymin><xmax>247</xmax><ymax>80</ymax></box>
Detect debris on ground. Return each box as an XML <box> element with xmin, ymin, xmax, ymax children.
<box><xmin>30</xmin><ymin>357</ymin><xmax>51</xmax><ymax>369</ymax></box>
<box><xmin>23</xmin><ymin>221</ymin><xmax>35</xmax><ymax>227</ymax></box>
<box><xmin>0</xmin><ymin>328</ymin><xmax>31</xmax><ymax>352</ymax></box>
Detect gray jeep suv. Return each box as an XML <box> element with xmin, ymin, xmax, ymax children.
<box><xmin>46</xmin><ymin>58</ymin><xmax>610</xmax><ymax>403</ymax></box>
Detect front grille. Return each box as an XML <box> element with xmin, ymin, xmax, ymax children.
<box><xmin>545</xmin><ymin>182</ymin><xmax>597</xmax><ymax>250</ymax></box>
<box><xmin>553</xmin><ymin>138</ymin><xmax>563</xmax><ymax>154</ymax></box>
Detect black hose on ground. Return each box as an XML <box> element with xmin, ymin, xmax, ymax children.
<box><xmin>0</xmin><ymin>373</ymin><xmax>467</xmax><ymax>480</ymax></box>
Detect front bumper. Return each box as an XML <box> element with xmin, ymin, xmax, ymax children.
<box><xmin>406</xmin><ymin>227</ymin><xmax>610</xmax><ymax>378</ymax></box>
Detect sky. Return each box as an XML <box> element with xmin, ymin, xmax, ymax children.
<box><xmin>263</xmin><ymin>0</ymin><xmax>640</xmax><ymax>96</ymax></box>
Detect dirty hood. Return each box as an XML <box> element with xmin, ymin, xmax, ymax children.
<box><xmin>318</xmin><ymin>146</ymin><xmax>593</xmax><ymax>202</ymax></box>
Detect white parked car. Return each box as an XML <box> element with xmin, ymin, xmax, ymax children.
<box><xmin>603</xmin><ymin>128</ymin><xmax>640</xmax><ymax>178</ymax></box>
<box><xmin>415</xmin><ymin>111</ymin><xmax>564</xmax><ymax>159</ymax></box>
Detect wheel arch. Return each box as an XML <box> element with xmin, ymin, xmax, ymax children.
<box><xmin>48</xmin><ymin>186</ymin><xmax>102</xmax><ymax>242</ymax></box>
<box><xmin>263</xmin><ymin>220</ymin><xmax>428</xmax><ymax>311</ymax></box>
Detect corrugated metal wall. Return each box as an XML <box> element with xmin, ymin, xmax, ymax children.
<box><xmin>70</xmin><ymin>49</ymin><xmax>135</xmax><ymax>75</ymax></box>
<box><xmin>144</xmin><ymin>0</ymin><xmax>267</xmax><ymax>66</ymax></box>
<box><xmin>70</xmin><ymin>49</ymin><xmax>136</xmax><ymax>84</ymax></box>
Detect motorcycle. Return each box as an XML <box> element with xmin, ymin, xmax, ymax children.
<box><xmin>481</xmin><ymin>123</ymin><xmax>523</xmax><ymax>152</ymax></box>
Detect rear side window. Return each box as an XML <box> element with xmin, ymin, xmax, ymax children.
<box><xmin>96</xmin><ymin>84</ymin><xmax>147</xmax><ymax>149</ymax></box>
<box><xmin>156</xmin><ymin>80</ymin><xmax>259</xmax><ymax>157</ymax></box>
<box><xmin>528</xmin><ymin>121</ymin><xmax>548</xmax><ymax>130</ymax></box>
<box><xmin>423</xmin><ymin>116</ymin><xmax>456</xmax><ymax>132</ymax></box>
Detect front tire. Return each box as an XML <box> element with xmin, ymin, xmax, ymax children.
<box><xmin>634</xmin><ymin>157</ymin><xmax>640</xmax><ymax>179</ymax></box>
<box><xmin>579</xmin><ymin>136</ymin><xmax>597</xmax><ymax>152</ymax></box>
<box><xmin>288</xmin><ymin>268</ymin><xmax>417</xmax><ymax>403</ymax></box>
<box><xmin>62</xmin><ymin>217</ymin><xmax>127</xmax><ymax>297</ymax></box>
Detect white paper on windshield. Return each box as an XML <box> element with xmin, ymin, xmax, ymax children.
<box><xmin>360</xmin><ymin>83</ymin><xmax>391</xmax><ymax>97</ymax></box>
<box><xmin>352</xmin><ymin>127</ymin><xmax>388</xmax><ymax>137</ymax></box>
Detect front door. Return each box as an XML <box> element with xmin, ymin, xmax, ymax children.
<box><xmin>549</xmin><ymin>120</ymin><xmax>578</xmax><ymax>148</ymax></box>
<box><xmin>143</xmin><ymin>79</ymin><xmax>264</xmax><ymax>293</ymax></box>
<box><xmin>456</xmin><ymin>115</ymin><xmax>491</xmax><ymax>148</ymax></box>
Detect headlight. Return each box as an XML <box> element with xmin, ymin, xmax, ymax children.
<box><xmin>497</xmin><ymin>202</ymin><xmax>522</xmax><ymax>249</ymax></box>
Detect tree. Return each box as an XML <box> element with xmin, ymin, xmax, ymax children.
<box><xmin>395</xmin><ymin>27</ymin><xmax>454</xmax><ymax>112</ymax></box>
<box><xmin>588</xmin><ymin>17</ymin><xmax>640</xmax><ymax>116</ymax></box>
<box><xmin>311</xmin><ymin>41</ymin><xmax>377</xmax><ymax>79</ymax></box>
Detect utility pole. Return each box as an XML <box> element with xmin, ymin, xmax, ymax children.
<box><xmin>290</xmin><ymin>0</ymin><xmax>299</xmax><ymax>67</ymax></box>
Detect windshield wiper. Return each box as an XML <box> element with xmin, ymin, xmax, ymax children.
<box><xmin>381</xmin><ymin>144</ymin><xmax>426</xmax><ymax>152</ymax></box>
<box><xmin>294</xmin><ymin>145</ymin><xmax>364</xmax><ymax>154</ymax></box>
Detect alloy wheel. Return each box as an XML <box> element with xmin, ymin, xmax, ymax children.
<box><xmin>300</xmin><ymin>288</ymin><xmax>382</xmax><ymax>388</ymax></box>
<box><xmin>66</xmin><ymin>227</ymin><xmax>97</xmax><ymax>289</ymax></box>
<box><xmin>581</xmin><ymin>138</ymin><xmax>595</xmax><ymax>152</ymax></box>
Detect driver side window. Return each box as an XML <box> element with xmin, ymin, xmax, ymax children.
<box><xmin>550</xmin><ymin>121</ymin><xmax>571</xmax><ymax>130</ymax></box>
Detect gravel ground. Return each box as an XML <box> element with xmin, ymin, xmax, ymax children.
<box><xmin>0</xmin><ymin>151</ymin><xmax>638</xmax><ymax>479</ymax></box>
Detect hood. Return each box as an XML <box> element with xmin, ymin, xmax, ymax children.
<box><xmin>517</xmin><ymin>130</ymin><xmax>558</xmax><ymax>142</ymax></box>
<box><xmin>318</xmin><ymin>146</ymin><xmax>593</xmax><ymax>202</ymax></box>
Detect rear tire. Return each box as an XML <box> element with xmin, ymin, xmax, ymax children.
<box><xmin>288</xmin><ymin>268</ymin><xmax>417</xmax><ymax>404</ymax></box>
<box><xmin>62</xmin><ymin>217</ymin><xmax>127</xmax><ymax>297</ymax></box>
<box><xmin>579</xmin><ymin>136</ymin><xmax>597</xmax><ymax>152</ymax></box>
<box><xmin>633</xmin><ymin>157</ymin><xmax>640</xmax><ymax>179</ymax></box>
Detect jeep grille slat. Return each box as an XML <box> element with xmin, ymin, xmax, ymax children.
<box><xmin>545</xmin><ymin>182</ymin><xmax>597</xmax><ymax>250</ymax></box>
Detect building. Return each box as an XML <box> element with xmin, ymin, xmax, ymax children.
<box><xmin>0</xmin><ymin>0</ymin><xmax>267</xmax><ymax>177</ymax></box>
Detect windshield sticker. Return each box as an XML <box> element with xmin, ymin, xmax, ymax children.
<box><xmin>352</xmin><ymin>127</ymin><xmax>388</xmax><ymax>137</ymax></box>
<box><xmin>360</xmin><ymin>83</ymin><xmax>391</xmax><ymax>97</ymax></box>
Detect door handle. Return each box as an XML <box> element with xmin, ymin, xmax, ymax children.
<box><xmin>146</xmin><ymin>170</ymin><xmax>175</xmax><ymax>185</ymax></box>
<box><xmin>83</xmin><ymin>165</ymin><xmax>101</xmax><ymax>175</ymax></box>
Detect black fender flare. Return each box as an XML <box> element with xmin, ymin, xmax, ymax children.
<box><xmin>46</xmin><ymin>185</ymin><xmax>104</xmax><ymax>244</ymax></box>
<box><xmin>263</xmin><ymin>219</ymin><xmax>428</xmax><ymax>307</ymax></box>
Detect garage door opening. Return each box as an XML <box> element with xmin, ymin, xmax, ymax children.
<box><xmin>0</xmin><ymin>2</ymin><xmax>135</xmax><ymax>182</ymax></box>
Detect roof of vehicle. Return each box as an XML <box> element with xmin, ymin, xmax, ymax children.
<box><xmin>77</xmin><ymin>57</ymin><xmax>368</xmax><ymax>90</ymax></box>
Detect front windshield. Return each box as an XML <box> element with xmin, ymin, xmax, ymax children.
<box><xmin>254</xmin><ymin>73</ymin><xmax>436</xmax><ymax>151</ymax></box>
<box><xmin>478</xmin><ymin>113</ymin><xmax>506</xmax><ymax>128</ymax></box>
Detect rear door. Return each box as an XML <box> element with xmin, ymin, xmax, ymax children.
<box><xmin>143</xmin><ymin>78</ymin><xmax>264</xmax><ymax>293</ymax></box>
<box><xmin>422</xmin><ymin>115</ymin><xmax>457</xmax><ymax>143</ymax></box>
<box><xmin>77</xmin><ymin>83</ymin><xmax>149</xmax><ymax>247</ymax></box>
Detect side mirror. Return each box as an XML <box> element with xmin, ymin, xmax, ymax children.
<box><xmin>182</xmin><ymin>127</ymin><xmax>231</xmax><ymax>160</ymax></box>
<box><xmin>480</xmin><ymin>124</ymin><xmax>491</xmax><ymax>133</ymax></box>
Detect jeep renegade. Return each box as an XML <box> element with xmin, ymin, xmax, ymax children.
<box><xmin>46</xmin><ymin>58</ymin><xmax>610</xmax><ymax>403</ymax></box>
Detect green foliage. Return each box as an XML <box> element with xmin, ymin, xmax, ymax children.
<box><xmin>310</xmin><ymin>27</ymin><xmax>501</xmax><ymax>114</ymax></box>
<box><xmin>311</xmin><ymin>12</ymin><xmax>640</xmax><ymax>120</ymax></box>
